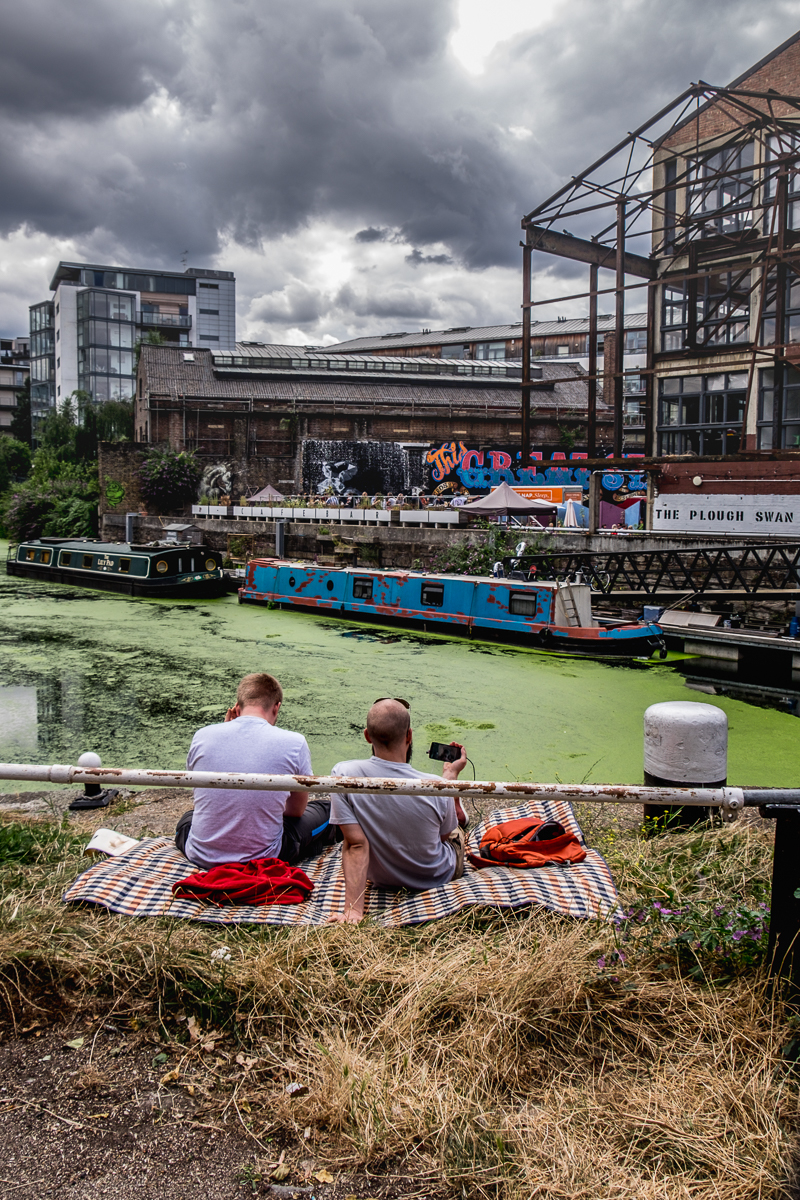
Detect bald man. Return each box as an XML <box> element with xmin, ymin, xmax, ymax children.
<box><xmin>328</xmin><ymin>699</ymin><xmax>468</xmax><ymax>923</ymax></box>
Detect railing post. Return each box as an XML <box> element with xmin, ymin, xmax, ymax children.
<box><xmin>643</xmin><ymin>701</ymin><xmax>727</xmax><ymax>827</ymax></box>
<box><xmin>68</xmin><ymin>752</ymin><xmax>118</xmax><ymax>812</ymax></box>
<box><xmin>760</xmin><ymin>803</ymin><xmax>800</xmax><ymax>987</ymax></box>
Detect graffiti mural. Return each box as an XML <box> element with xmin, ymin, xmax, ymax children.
<box><xmin>200</xmin><ymin>461</ymin><xmax>234</xmax><ymax>501</ymax></box>
<box><xmin>425</xmin><ymin>442</ymin><xmax>591</xmax><ymax>494</ymax></box>
<box><xmin>302</xmin><ymin>440</ymin><xmax>426</xmax><ymax>497</ymax></box>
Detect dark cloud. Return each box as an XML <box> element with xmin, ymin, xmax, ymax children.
<box><xmin>2</xmin><ymin>0</ymin><xmax>800</xmax><ymax>338</ymax></box>
<box><xmin>405</xmin><ymin>249</ymin><xmax>454</xmax><ymax>267</ymax></box>
<box><xmin>354</xmin><ymin>227</ymin><xmax>390</xmax><ymax>242</ymax></box>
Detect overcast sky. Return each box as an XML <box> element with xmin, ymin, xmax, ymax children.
<box><xmin>2</xmin><ymin>0</ymin><xmax>800</xmax><ymax>345</ymax></box>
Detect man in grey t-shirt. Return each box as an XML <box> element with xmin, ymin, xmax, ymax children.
<box><xmin>174</xmin><ymin>672</ymin><xmax>332</xmax><ymax>868</ymax></box>
<box><xmin>328</xmin><ymin>699</ymin><xmax>468</xmax><ymax>922</ymax></box>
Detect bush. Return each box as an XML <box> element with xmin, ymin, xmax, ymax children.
<box><xmin>138</xmin><ymin>447</ymin><xmax>202</xmax><ymax>512</ymax></box>
<box><xmin>0</xmin><ymin>437</ymin><xmax>32</xmax><ymax>492</ymax></box>
<box><xmin>433</xmin><ymin>521</ymin><xmax>545</xmax><ymax>576</ymax></box>
<box><xmin>0</xmin><ymin>477</ymin><xmax>99</xmax><ymax>540</ymax></box>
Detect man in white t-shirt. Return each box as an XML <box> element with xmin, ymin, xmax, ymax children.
<box><xmin>174</xmin><ymin>672</ymin><xmax>332</xmax><ymax>868</ymax></box>
<box><xmin>328</xmin><ymin>698</ymin><xmax>468</xmax><ymax>923</ymax></box>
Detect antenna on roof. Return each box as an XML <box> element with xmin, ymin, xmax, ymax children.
<box><xmin>180</xmin><ymin>249</ymin><xmax>188</xmax><ymax>269</ymax></box>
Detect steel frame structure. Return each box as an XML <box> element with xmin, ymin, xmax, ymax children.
<box><xmin>520</xmin><ymin>81</ymin><xmax>800</xmax><ymax>464</ymax></box>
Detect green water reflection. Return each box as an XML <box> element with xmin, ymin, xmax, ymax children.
<box><xmin>0</xmin><ymin>542</ymin><xmax>796</xmax><ymax>788</ymax></box>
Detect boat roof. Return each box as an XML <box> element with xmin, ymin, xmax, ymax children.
<box><xmin>251</xmin><ymin>558</ymin><xmax>566</xmax><ymax>589</ymax></box>
<box><xmin>27</xmin><ymin>538</ymin><xmax>212</xmax><ymax>555</ymax></box>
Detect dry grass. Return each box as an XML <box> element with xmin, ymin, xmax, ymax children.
<box><xmin>0</xmin><ymin>810</ymin><xmax>797</xmax><ymax>1198</ymax></box>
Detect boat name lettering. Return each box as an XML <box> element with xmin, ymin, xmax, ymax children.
<box><xmin>97</xmin><ymin>555</ymin><xmax>114</xmax><ymax>568</ymax></box>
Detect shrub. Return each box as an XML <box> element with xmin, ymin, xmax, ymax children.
<box><xmin>433</xmin><ymin>521</ymin><xmax>545</xmax><ymax>576</ymax></box>
<box><xmin>0</xmin><ymin>436</ymin><xmax>32</xmax><ymax>492</ymax></box>
<box><xmin>138</xmin><ymin>447</ymin><xmax>202</xmax><ymax>512</ymax></box>
<box><xmin>0</xmin><ymin>477</ymin><xmax>99</xmax><ymax>541</ymax></box>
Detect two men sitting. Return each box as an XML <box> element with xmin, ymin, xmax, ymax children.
<box><xmin>175</xmin><ymin>676</ymin><xmax>467</xmax><ymax>918</ymax></box>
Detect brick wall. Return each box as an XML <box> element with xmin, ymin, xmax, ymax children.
<box><xmin>98</xmin><ymin>441</ymin><xmax>148</xmax><ymax>516</ymax></box>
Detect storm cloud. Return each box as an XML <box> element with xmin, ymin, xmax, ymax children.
<box><xmin>2</xmin><ymin>0</ymin><xmax>800</xmax><ymax>341</ymax></box>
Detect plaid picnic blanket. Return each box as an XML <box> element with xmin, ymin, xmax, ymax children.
<box><xmin>62</xmin><ymin>801</ymin><xmax>618</xmax><ymax>927</ymax></box>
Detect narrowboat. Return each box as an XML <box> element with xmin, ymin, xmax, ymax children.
<box><xmin>238</xmin><ymin>559</ymin><xmax>665</xmax><ymax>657</ymax></box>
<box><xmin>6</xmin><ymin>538</ymin><xmax>227</xmax><ymax>598</ymax></box>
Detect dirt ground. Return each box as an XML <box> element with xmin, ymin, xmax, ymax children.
<box><xmin>0</xmin><ymin>790</ymin><xmax>449</xmax><ymax>1199</ymax></box>
<box><xmin>0</xmin><ymin>1023</ymin><xmax>437</xmax><ymax>1200</ymax></box>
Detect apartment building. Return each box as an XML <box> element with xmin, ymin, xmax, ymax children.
<box><xmin>0</xmin><ymin>337</ymin><xmax>29</xmax><ymax>433</ymax></box>
<box><xmin>29</xmin><ymin>261</ymin><xmax>235</xmax><ymax>424</ymax></box>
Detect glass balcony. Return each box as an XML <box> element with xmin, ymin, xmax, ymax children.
<box><xmin>138</xmin><ymin>311</ymin><xmax>192</xmax><ymax>328</ymax></box>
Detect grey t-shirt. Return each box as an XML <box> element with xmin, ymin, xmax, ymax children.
<box><xmin>185</xmin><ymin>715</ymin><xmax>312</xmax><ymax>866</ymax></box>
<box><xmin>329</xmin><ymin>757</ymin><xmax>457</xmax><ymax>890</ymax></box>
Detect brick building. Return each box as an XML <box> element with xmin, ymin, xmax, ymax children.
<box><xmin>522</xmin><ymin>27</ymin><xmax>800</xmax><ymax>470</ymax></box>
<box><xmin>135</xmin><ymin>343</ymin><xmax>609</xmax><ymax>499</ymax></box>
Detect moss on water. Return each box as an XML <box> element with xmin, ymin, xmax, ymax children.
<box><xmin>0</xmin><ymin>540</ymin><xmax>797</xmax><ymax>788</ymax></box>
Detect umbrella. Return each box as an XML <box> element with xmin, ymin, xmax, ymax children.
<box><xmin>563</xmin><ymin>498</ymin><xmax>580</xmax><ymax>527</ymax></box>
<box><xmin>246</xmin><ymin>484</ymin><xmax>285</xmax><ymax>502</ymax></box>
<box><xmin>460</xmin><ymin>481</ymin><xmax>558</xmax><ymax>516</ymax></box>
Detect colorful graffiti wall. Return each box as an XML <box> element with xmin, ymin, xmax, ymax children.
<box><xmin>425</xmin><ymin>442</ymin><xmax>591</xmax><ymax>495</ymax></box>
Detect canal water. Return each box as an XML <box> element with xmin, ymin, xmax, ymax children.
<box><xmin>0</xmin><ymin>542</ymin><xmax>796</xmax><ymax>788</ymax></box>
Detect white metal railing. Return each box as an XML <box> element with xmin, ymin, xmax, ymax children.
<box><xmin>0</xmin><ymin>761</ymin><xmax>749</xmax><ymax>814</ymax></box>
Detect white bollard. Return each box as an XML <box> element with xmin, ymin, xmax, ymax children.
<box><xmin>69</xmin><ymin>751</ymin><xmax>114</xmax><ymax>811</ymax></box>
<box><xmin>643</xmin><ymin>700</ymin><xmax>728</xmax><ymax>827</ymax></box>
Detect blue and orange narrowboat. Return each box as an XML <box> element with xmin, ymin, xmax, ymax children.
<box><xmin>238</xmin><ymin>559</ymin><xmax>664</xmax><ymax>657</ymax></box>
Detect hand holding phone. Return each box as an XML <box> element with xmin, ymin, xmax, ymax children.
<box><xmin>428</xmin><ymin>741</ymin><xmax>461</xmax><ymax>762</ymax></box>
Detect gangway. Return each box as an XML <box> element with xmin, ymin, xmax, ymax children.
<box><xmin>505</xmin><ymin>543</ymin><xmax>800</xmax><ymax>601</ymax></box>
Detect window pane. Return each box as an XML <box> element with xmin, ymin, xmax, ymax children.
<box><xmin>682</xmin><ymin>396</ymin><xmax>700</xmax><ymax>424</ymax></box>
<box><xmin>703</xmin><ymin>430</ymin><xmax>724</xmax><ymax>455</ymax></box>
<box><xmin>783</xmin><ymin>424</ymin><xmax>800</xmax><ymax>448</ymax></box>
<box><xmin>705</xmin><ymin>373</ymin><xmax>724</xmax><ymax>391</ymax></box>
<box><xmin>707</xmin><ymin>395</ymin><xmax>724</xmax><ymax>423</ymax></box>
<box><xmin>727</xmin><ymin>372</ymin><xmax>748</xmax><ymax>389</ymax></box>
<box><xmin>661</xmin><ymin>376</ymin><xmax>681</xmax><ymax>395</ymax></box>
<box><xmin>660</xmin><ymin>399</ymin><xmax>680</xmax><ymax>425</ymax></box>
<box><xmin>760</xmin><ymin>389</ymin><xmax>774</xmax><ymax>422</ymax></box>
<box><xmin>784</xmin><ymin>389</ymin><xmax>800</xmax><ymax>421</ymax></box>
<box><xmin>726</xmin><ymin>392</ymin><xmax>745</xmax><ymax>422</ymax></box>
<box><xmin>758</xmin><ymin>426</ymin><xmax>773</xmax><ymax>449</ymax></box>
<box><xmin>788</xmin><ymin>314</ymin><xmax>800</xmax><ymax>345</ymax></box>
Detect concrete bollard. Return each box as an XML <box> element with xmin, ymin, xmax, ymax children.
<box><xmin>643</xmin><ymin>700</ymin><xmax>727</xmax><ymax>827</ymax></box>
<box><xmin>67</xmin><ymin>751</ymin><xmax>117</xmax><ymax>812</ymax></box>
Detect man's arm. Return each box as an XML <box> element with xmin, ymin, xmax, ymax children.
<box><xmin>443</xmin><ymin>742</ymin><xmax>468</xmax><ymax>827</ymax></box>
<box><xmin>327</xmin><ymin>822</ymin><xmax>369</xmax><ymax>923</ymax></box>
<box><xmin>284</xmin><ymin>790</ymin><xmax>309</xmax><ymax>818</ymax></box>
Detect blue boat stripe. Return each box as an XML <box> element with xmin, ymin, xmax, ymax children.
<box><xmin>311</xmin><ymin>820</ymin><xmax>330</xmax><ymax>837</ymax></box>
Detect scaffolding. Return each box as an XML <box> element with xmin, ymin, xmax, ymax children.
<box><xmin>520</xmin><ymin>81</ymin><xmax>800</xmax><ymax>464</ymax></box>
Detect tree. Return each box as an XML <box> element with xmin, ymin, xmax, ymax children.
<box><xmin>9</xmin><ymin>377</ymin><xmax>32</xmax><ymax>446</ymax></box>
<box><xmin>138</xmin><ymin>446</ymin><xmax>202</xmax><ymax>512</ymax></box>
<box><xmin>0</xmin><ymin>437</ymin><xmax>32</xmax><ymax>493</ymax></box>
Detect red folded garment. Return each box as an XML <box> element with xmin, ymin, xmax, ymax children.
<box><xmin>172</xmin><ymin>857</ymin><xmax>314</xmax><ymax>906</ymax></box>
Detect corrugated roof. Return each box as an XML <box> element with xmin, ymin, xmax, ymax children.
<box><xmin>315</xmin><ymin>313</ymin><xmax>646</xmax><ymax>353</ymax></box>
<box><xmin>141</xmin><ymin>347</ymin><xmax>605</xmax><ymax>412</ymax></box>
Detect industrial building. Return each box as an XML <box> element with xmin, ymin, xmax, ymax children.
<box><xmin>521</xmin><ymin>28</ymin><xmax>800</xmax><ymax>469</ymax></box>
<box><xmin>133</xmin><ymin>342</ymin><xmax>607</xmax><ymax>502</ymax></box>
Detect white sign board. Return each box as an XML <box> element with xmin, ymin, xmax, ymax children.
<box><xmin>652</xmin><ymin>493</ymin><xmax>800</xmax><ymax>535</ymax></box>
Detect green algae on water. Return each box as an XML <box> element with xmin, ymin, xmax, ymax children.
<box><xmin>0</xmin><ymin>541</ymin><xmax>797</xmax><ymax>789</ymax></box>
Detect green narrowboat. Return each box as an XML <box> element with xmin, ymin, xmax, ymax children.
<box><xmin>5</xmin><ymin>538</ymin><xmax>228</xmax><ymax>598</ymax></box>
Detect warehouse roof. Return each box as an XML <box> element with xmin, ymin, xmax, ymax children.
<box><xmin>318</xmin><ymin>312</ymin><xmax>647</xmax><ymax>354</ymax></box>
<box><xmin>140</xmin><ymin>346</ymin><xmax>604</xmax><ymax>412</ymax></box>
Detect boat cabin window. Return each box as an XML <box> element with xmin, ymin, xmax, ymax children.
<box><xmin>119</xmin><ymin>558</ymin><xmax>131</xmax><ymax>574</ymax></box>
<box><xmin>25</xmin><ymin>549</ymin><xmax>35</xmax><ymax>561</ymax></box>
<box><xmin>353</xmin><ymin>577</ymin><xmax>373</xmax><ymax>601</ymax></box>
<box><xmin>509</xmin><ymin>593</ymin><xmax>538</xmax><ymax>617</ymax></box>
<box><xmin>421</xmin><ymin>583</ymin><xmax>444</xmax><ymax>608</ymax></box>
<box><xmin>82</xmin><ymin>554</ymin><xmax>93</xmax><ymax>569</ymax></box>
<box><xmin>59</xmin><ymin>551</ymin><xmax>72</xmax><ymax>567</ymax></box>
<box><xmin>41</xmin><ymin>550</ymin><xmax>51</xmax><ymax>565</ymax></box>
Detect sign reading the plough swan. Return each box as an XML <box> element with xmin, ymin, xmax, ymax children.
<box><xmin>652</xmin><ymin>494</ymin><xmax>800</xmax><ymax>535</ymax></box>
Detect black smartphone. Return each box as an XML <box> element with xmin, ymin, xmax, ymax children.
<box><xmin>428</xmin><ymin>741</ymin><xmax>461</xmax><ymax>763</ymax></box>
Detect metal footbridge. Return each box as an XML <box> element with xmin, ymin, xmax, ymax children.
<box><xmin>505</xmin><ymin>543</ymin><xmax>800</xmax><ymax>601</ymax></box>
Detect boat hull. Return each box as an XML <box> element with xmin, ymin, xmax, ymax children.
<box><xmin>238</xmin><ymin>560</ymin><xmax>663</xmax><ymax>658</ymax></box>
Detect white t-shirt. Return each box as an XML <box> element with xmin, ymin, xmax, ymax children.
<box><xmin>185</xmin><ymin>715</ymin><xmax>312</xmax><ymax>865</ymax></box>
<box><xmin>329</xmin><ymin>757</ymin><xmax>457</xmax><ymax>890</ymax></box>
